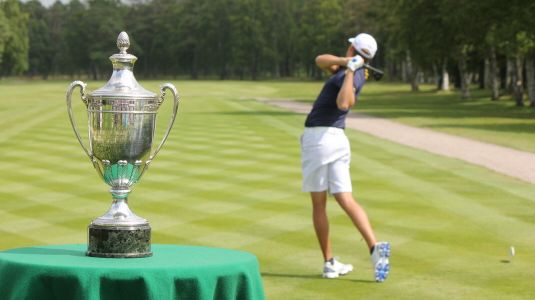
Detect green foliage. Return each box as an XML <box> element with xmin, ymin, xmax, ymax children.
<box><xmin>4</xmin><ymin>0</ymin><xmax>535</xmax><ymax>85</ymax></box>
<box><xmin>0</xmin><ymin>9</ymin><xmax>8</xmax><ymax>66</ymax></box>
<box><xmin>84</xmin><ymin>0</ymin><xmax>125</xmax><ymax>79</ymax></box>
<box><xmin>299</xmin><ymin>0</ymin><xmax>344</xmax><ymax>78</ymax></box>
<box><xmin>8</xmin><ymin>0</ymin><xmax>365</xmax><ymax>79</ymax></box>
<box><xmin>0</xmin><ymin>0</ymin><xmax>29</xmax><ymax>76</ymax></box>
<box><xmin>384</xmin><ymin>1</ymin><xmax>530</xmax><ymax>60</ymax></box>
<box><xmin>22</xmin><ymin>1</ymin><xmax>53</xmax><ymax>77</ymax></box>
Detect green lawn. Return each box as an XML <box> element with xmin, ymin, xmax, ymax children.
<box><xmin>1</xmin><ymin>80</ymin><xmax>534</xmax><ymax>299</ymax></box>
<box><xmin>355</xmin><ymin>83</ymin><xmax>535</xmax><ymax>153</ymax></box>
<box><xmin>186</xmin><ymin>80</ymin><xmax>535</xmax><ymax>153</ymax></box>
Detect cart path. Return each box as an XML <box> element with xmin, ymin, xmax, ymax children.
<box><xmin>262</xmin><ymin>99</ymin><xmax>535</xmax><ymax>185</ymax></box>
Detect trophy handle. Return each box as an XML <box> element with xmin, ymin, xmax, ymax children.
<box><xmin>150</xmin><ymin>83</ymin><xmax>180</xmax><ymax>161</ymax></box>
<box><xmin>66</xmin><ymin>81</ymin><xmax>92</xmax><ymax>158</ymax></box>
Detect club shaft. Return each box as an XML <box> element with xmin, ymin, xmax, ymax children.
<box><xmin>363</xmin><ymin>63</ymin><xmax>384</xmax><ymax>75</ymax></box>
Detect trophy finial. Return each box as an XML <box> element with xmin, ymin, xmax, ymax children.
<box><xmin>117</xmin><ymin>31</ymin><xmax>130</xmax><ymax>54</ymax></box>
<box><xmin>109</xmin><ymin>31</ymin><xmax>137</xmax><ymax>71</ymax></box>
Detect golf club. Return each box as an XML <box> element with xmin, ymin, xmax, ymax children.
<box><xmin>363</xmin><ymin>63</ymin><xmax>384</xmax><ymax>81</ymax></box>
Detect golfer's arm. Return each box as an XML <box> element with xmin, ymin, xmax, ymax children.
<box><xmin>315</xmin><ymin>55</ymin><xmax>348</xmax><ymax>72</ymax></box>
<box><xmin>336</xmin><ymin>70</ymin><xmax>356</xmax><ymax>111</ymax></box>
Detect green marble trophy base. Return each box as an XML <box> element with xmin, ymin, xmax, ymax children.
<box><xmin>87</xmin><ymin>224</ymin><xmax>152</xmax><ymax>258</ymax></box>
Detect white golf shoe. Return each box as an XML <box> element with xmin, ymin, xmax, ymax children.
<box><xmin>322</xmin><ymin>257</ymin><xmax>354</xmax><ymax>279</ymax></box>
<box><xmin>371</xmin><ymin>242</ymin><xmax>391</xmax><ymax>282</ymax></box>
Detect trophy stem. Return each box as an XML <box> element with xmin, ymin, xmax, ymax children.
<box><xmin>87</xmin><ymin>189</ymin><xmax>152</xmax><ymax>258</ymax></box>
<box><xmin>110</xmin><ymin>187</ymin><xmax>130</xmax><ymax>200</ymax></box>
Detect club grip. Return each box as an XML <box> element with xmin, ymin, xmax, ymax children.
<box><xmin>363</xmin><ymin>63</ymin><xmax>384</xmax><ymax>81</ymax></box>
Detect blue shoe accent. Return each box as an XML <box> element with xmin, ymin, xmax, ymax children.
<box><xmin>373</xmin><ymin>242</ymin><xmax>390</xmax><ymax>282</ymax></box>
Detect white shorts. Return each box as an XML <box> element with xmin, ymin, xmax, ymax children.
<box><xmin>300</xmin><ymin>127</ymin><xmax>352</xmax><ymax>194</ymax></box>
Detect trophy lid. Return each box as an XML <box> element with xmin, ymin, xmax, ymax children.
<box><xmin>90</xmin><ymin>31</ymin><xmax>156</xmax><ymax>99</ymax></box>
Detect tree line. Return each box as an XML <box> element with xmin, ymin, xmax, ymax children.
<box><xmin>378</xmin><ymin>0</ymin><xmax>535</xmax><ymax>106</ymax></box>
<box><xmin>1</xmin><ymin>0</ymin><xmax>534</xmax><ymax>105</ymax></box>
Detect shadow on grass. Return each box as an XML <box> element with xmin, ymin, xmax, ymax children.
<box><xmin>193</xmin><ymin>111</ymin><xmax>301</xmax><ymax>116</ymax></box>
<box><xmin>426</xmin><ymin>123</ymin><xmax>535</xmax><ymax>134</ymax></box>
<box><xmin>294</xmin><ymin>99</ymin><xmax>314</xmax><ymax>104</ymax></box>
<box><xmin>261</xmin><ymin>272</ymin><xmax>375</xmax><ymax>283</ymax></box>
<box><xmin>285</xmin><ymin>92</ymin><xmax>535</xmax><ymax>122</ymax></box>
<box><xmin>358</xmin><ymin>89</ymin><xmax>535</xmax><ymax>121</ymax></box>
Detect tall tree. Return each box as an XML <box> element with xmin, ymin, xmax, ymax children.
<box><xmin>61</xmin><ymin>0</ymin><xmax>91</xmax><ymax>77</ymax></box>
<box><xmin>0</xmin><ymin>0</ymin><xmax>29</xmax><ymax>76</ymax></box>
<box><xmin>268</xmin><ymin>0</ymin><xmax>300</xmax><ymax>77</ymax></box>
<box><xmin>528</xmin><ymin>53</ymin><xmax>535</xmax><ymax>107</ymax></box>
<box><xmin>84</xmin><ymin>0</ymin><xmax>125</xmax><ymax>80</ymax></box>
<box><xmin>298</xmin><ymin>0</ymin><xmax>344</xmax><ymax>78</ymax></box>
<box><xmin>22</xmin><ymin>0</ymin><xmax>53</xmax><ymax>78</ymax></box>
<box><xmin>0</xmin><ymin>8</ymin><xmax>9</xmax><ymax>68</ymax></box>
<box><xmin>439</xmin><ymin>0</ymin><xmax>486</xmax><ymax>99</ymax></box>
<box><xmin>228</xmin><ymin>0</ymin><xmax>271</xmax><ymax>80</ymax></box>
<box><xmin>207</xmin><ymin>0</ymin><xmax>233</xmax><ymax>79</ymax></box>
<box><xmin>175</xmin><ymin>0</ymin><xmax>206</xmax><ymax>79</ymax></box>
<box><xmin>8</xmin><ymin>0</ymin><xmax>534</xmax><ymax>92</ymax></box>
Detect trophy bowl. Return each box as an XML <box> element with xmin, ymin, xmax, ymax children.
<box><xmin>66</xmin><ymin>32</ymin><xmax>180</xmax><ymax>258</ymax></box>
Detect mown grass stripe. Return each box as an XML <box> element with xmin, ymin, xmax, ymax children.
<box><xmin>0</xmin><ymin>107</ymin><xmax>66</xmax><ymax>144</ymax></box>
<box><xmin>1</xmin><ymin>81</ymin><xmax>534</xmax><ymax>299</ymax></box>
<box><xmin>353</xmin><ymin>147</ymin><xmax>533</xmax><ymax>244</ymax></box>
<box><xmin>351</xmin><ymin>129</ymin><xmax>535</xmax><ymax>202</ymax></box>
<box><xmin>0</xmin><ymin>104</ymin><xmax>56</xmax><ymax>128</ymax></box>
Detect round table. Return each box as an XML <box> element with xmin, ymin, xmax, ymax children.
<box><xmin>0</xmin><ymin>244</ymin><xmax>265</xmax><ymax>300</ymax></box>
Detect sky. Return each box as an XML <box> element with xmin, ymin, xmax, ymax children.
<box><xmin>22</xmin><ymin>0</ymin><xmax>70</xmax><ymax>7</ymax></box>
<box><xmin>47</xmin><ymin>0</ymin><xmax>67</xmax><ymax>5</ymax></box>
<box><xmin>31</xmin><ymin>0</ymin><xmax>139</xmax><ymax>7</ymax></box>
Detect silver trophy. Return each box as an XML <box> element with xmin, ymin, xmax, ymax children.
<box><xmin>66</xmin><ymin>32</ymin><xmax>180</xmax><ymax>258</ymax></box>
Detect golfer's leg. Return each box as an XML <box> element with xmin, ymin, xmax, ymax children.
<box><xmin>311</xmin><ymin>191</ymin><xmax>331</xmax><ymax>261</ymax></box>
<box><xmin>333</xmin><ymin>192</ymin><xmax>377</xmax><ymax>250</ymax></box>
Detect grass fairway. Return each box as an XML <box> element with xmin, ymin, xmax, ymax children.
<box><xmin>351</xmin><ymin>83</ymin><xmax>535</xmax><ymax>153</ymax></box>
<box><xmin>1</xmin><ymin>80</ymin><xmax>535</xmax><ymax>299</ymax></box>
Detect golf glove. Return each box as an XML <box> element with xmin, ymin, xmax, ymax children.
<box><xmin>346</xmin><ymin>55</ymin><xmax>364</xmax><ymax>72</ymax></box>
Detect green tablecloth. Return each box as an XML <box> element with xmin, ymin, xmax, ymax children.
<box><xmin>0</xmin><ymin>244</ymin><xmax>265</xmax><ymax>300</ymax></box>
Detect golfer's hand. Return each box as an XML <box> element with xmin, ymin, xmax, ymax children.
<box><xmin>346</xmin><ymin>55</ymin><xmax>364</xmax><ymax>72</ymax></box>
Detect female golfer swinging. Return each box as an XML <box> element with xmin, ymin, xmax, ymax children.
<box><xmin>300</xmin><ymin>33</ymin><xmax>390</xmax><ymax>282</ymax></box>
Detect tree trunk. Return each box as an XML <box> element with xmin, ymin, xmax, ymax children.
<box><xmin>458</xmin><ymin>54</ymin><xmax>471</xmax><ymax>99</ymax></box>
<box><xmin>526</xmin><ymin>55</ymin><xmax>535</xmax><ymax>107</ymax></box>
<box><xmin>253</xmin><ymin>53</ymin><xmax>259</xmax><ymax>80</ymax></box>
<box><xmin>219</xmin><ymin>63</ymin><xmax>228</xmax><ymax>80</ymax></box>
<box><xmin>484</xmin><ymin>59</ymin><xmax>491</xmax><ymax>88</ymax></box>
<box><xmin>433</xmin><ymin>63</ymin><xmax>440</xmax><ymax>89</ymax></box>
<box><xmin>401</xmin><ymin>60</ymin><xmax>407</xmax><ymax>82</ymax></box>
<box><xmin>283</xmin><ymin>55</ymin><xmax>290</xmax><ymax>77</ymax></box>
<box><xmin>441</xmin><ymin>59</ymin><xmax>450</xmax><ymax>91</ymax></box>
<box><xmin>506</xmin><ymin>58</ymin><xmax>515</xmax><ymax>94</ymax></box>
<box><xmin>410</xmin><ymin>72</ymin><xmax>419</xmax><ymax>91</ymax></box>
<box><xmin>91</xmin><ymin>65</ymin><xmax>98</xmax><ymax>81</ymax></box>
<box><xmin>405</xmin><ymin>50</ymin><xmax>413</xmax><ymax>84</ymax></box>
<box><xmin>386</xmin><ymin>60</ymin><xmax>396</xmax><ymax>81</ymax></box>
<box><xmin>404</xmin><ymin>51</ymin><xmax>418</xmax><ymax>91</ymax></box>
<box><xmin>480</xmin><ymin>60</ymin><xmax>488</xmax><ymax>90</ymax></box>
<box><xmin>191</xmin><ymin>52</ymin><xmax>198</xmax><ymax>80</ymax></box>
<box><xmin>513</xmin><ymin>53</ymin><xmax>524</xmax><ymax>107</ymax></box>
<box><xmin>490</xmin><ymin>46</ymin><xmax>500</xmax><ymax>100</ymax></box>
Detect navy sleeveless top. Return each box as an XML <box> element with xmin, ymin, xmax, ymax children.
<box><xmin>305</xmin><ymin>68</ymin><xmax>366</xmax><ymax>129</ymax></box>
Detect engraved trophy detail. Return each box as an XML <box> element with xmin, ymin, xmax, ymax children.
<box><xmin>66</xmin><ymin>32</ymin><xmax>180</xmax><ymax>258</ymax></box>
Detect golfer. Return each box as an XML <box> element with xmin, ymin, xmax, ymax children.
<box><xmin>300</xmin><ymin>33</ymin><xmax>390</xmax><ymax>282</ymax></box>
